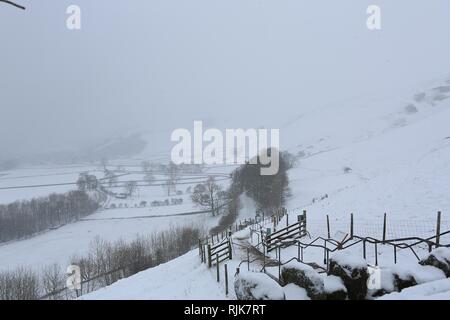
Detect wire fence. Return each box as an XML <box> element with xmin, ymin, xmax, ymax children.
<box><xmin>306</xmin><ymin>215</ymin><xmax>449</xmax><ymax>240</ymax></box>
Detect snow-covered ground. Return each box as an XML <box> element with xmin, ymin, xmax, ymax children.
<box><xmin>82</xmin><ymin>250</ymin><xmax>228</xmax><ymax>300</ymax></box>
<box><xmin>1</xmin><ymin>76</ymin><xmax>449</xmax><ymax>299</ymax></box>
<box><xmin>81</xmin><ymin>76</ymin><xmax>450</xmax><ymax>299</ymax></box>
<box><xmin>0</xmin><ymin>163</ymin><xmax>233</xmax><ymax>274</ymax></box>
<box><xmin>277</xmin><ymin>77</ymin><xmax>450</xmax><ymax>243</ymax></box>
<box><xmin>0</xmin><ymin>166</ymin><xmax>96</xmax><ymax>204</ymax></box>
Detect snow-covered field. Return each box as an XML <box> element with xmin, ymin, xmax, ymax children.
<box><xmin>0</xmin><ymin>163</ymin><xmax>233</xmax><ymax>273</ymax></box>
<box><xmin>0</xmin><ymin>166</ymin><xmax>96</xmax><ymax>204</ymax></box>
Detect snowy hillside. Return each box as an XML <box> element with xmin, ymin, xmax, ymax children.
<box><xmin>81</xmin><ymin>77</ymin><xmax>450</xmax><ymax>300</ymax></box>
<box><xmin>284</xmin><ymin>77</ymin><xmax>450</xmax><ymax>224</ymax></box>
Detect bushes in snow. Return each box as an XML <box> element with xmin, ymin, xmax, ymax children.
<box><xmin>281</xmin><ymin>261</ymin><xmax>325</xmax><ymax>300</ymax></box>
<box><xmin>419</xmin><ymin>247</ymin><xmax>450</xmax><ymax>277</ymax></box>
<box><xmin>0</xmin><ymin>268</ymin><xmax>40</xmax><ymax>300</ymax></box>
<box><xmin>234</xmin><ymin>272</ymin><xmax>285</xmax><ymax>300</ymax></box>
<box><xmin>0</xmin><ymin>190</ymin><xmax>99</xmax><ymax>243</ymax></box>
<box><xmin>68</xmin><ymin>225</ymin><xmax>202</xmax><ymax>297</ymax></box>
<box><xmin>280</xmin><ymin>262</ymin><xmax>347</xmax><ymax>300</ymax></box>
<box><xmin>328</xmin><ymin>252</ymin><xmax>369</xmax><ymax>300</ymax></box>
<box><xmin>323</xmin><ymin>275</ymin><xmax>347</xmax><ymax>300</ymax></box>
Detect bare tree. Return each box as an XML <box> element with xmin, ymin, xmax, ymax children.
<box><xmin>162</xmin><ymin>161</ymin><xmax>179</xmax><ymax>196</ymax></box>
<box><xmin>124</xmin><ymin>181</ymin><xmax>138</xmax><ymax>197</ymax></box>
<box><xmin>191</xmin><ymin>177</ymin><xmax>229</xmax><ymax>216</ymax></box>
<box><xmin>100</xmin><ymin>158</ymin><xmax>109</xmax><ymax>171</ymax></box>
<box><xmin>104</xmin><ymin>170</ymin><xmax>117</xmax><ymax>188</ymax></box>
<box><xmin>141</xmin><ymin>160</ymin><xmax>151</xmax><ymax>173</ymax></box>
<box><xmin>76</xmin><ymin>172</ymin><xmax>98</xmax><ymax>191</ymax></box>
<box><xmin>144</xmin><ymin>173</ymin><xmax>155</xmax><ymax>186</ymax></box>
<box><xmin>42</xmin><ymin>264</ymin><xmax>64</xmax><ymax>300</ymax></box>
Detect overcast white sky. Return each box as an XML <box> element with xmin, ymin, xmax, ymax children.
<box><xmin>1</xmin><ymin>0</ymin><xmax>450</xmax><ymax>158</ymax></box>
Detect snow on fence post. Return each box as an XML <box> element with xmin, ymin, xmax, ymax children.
<box><xmin>326</xmin><ymin>215</ymin><xmax>330</xmax><ymax>239</ymax></box>
<box><xmin>207</xmin><ymin>244</ymin><xmax>212</xmax><ymax>268</ymax></box>
<box><xmin>216</xmin><ymin>254</ymin><xmax>220</xmax><ymax>282</ymax></box>
<box><xmin>382</xmin><ymin>213</ymin><xmax>387</xmax><ymax>244</ymax></box>
<box><xmin>224</xmin><ymin>264</ymin><xmax>229</xmax><ymax>296</ymax></box>
<box><xmin>436</xmin><ymin>211</ymin><xmax>442</xmax><ymax>247</ymax></box>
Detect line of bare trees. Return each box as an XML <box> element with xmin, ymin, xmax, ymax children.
<box><xmin>0</xmin><ymin>225</ymin><xmax>203</xmax><ymax>300</ymax></box>
<box><xmin>0</xmin><ymin>190</ymin><xmax>99</xmax><ymax>243</ymax></box>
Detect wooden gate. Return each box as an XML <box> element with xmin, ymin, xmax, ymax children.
<box><xmin>266</xmin><ymin>214</ymin><xmax>307</xmax><ymax>252</ymax></box>
<box><xmin>207</xmin><ymin>239</ymin><xmax>232</xmax><ymax>268</ymax></box>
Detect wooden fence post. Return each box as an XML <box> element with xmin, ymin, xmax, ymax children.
<box><xmin>198</xmin><ymin>239</ymin><xmax>202</xmax><ymax>262</ymax></box>
<box><xmin>247</xmin><ymin>248</ymin><xmax>250</xmax><ymax>271</ymax></box>
<box><xmin>393</xmin><ymin>245</ymin><xmax>397</xmax><ymax>264</ymax></box>
<box><xmin>436</xmin><ymin>211</ymin><xmax>441</xmax><ymax>247</ymax></box>
<box><xmin>286</xmin><ymin>214</ymin><xmax>289</xmax><ymax>227</ymax></box>
<box><xmin>303</xmin><ymin>210</ymin><xmax>307</xmax><ymax>230</ymax></box>
<box><xmin>278</xmin><ymin>246</ymin><xmax>281</xmax><ymax>281</ymax></box>
<box><xmin>207</xmin><ymin>244</ymin><xmax>212</xmax><ymax>268</ymax></box>
<box><xmin>263</xmin><ymin>248</ymin><xmax>266</xmax><ymax>272</ymax></box>
<box><xmin>350</xmin><ymin>213</ymin><xmax>354</xmax><ymax>239</ymax></box>
<box><xmin>216</xmin><ymin>254</ymin><xmax>220</xmax><ymax>282</ymax></box>
<box><xmin>224</xmin><ymin>264</ymin><xmax>229</xmax><ymax>296</ymax></box>
<box><xmin>382</xmin><ymin>213</ymin><xmax>387</xmax><ymax>244</ymax></box>
<box><xmin>326</xmin><ymin>215</ymin><xmax>330</xmax><ymax>239</ymax></box>
<box><xmin>375</xmin><ymin>242</ymin><xmax>378</xmax><ymax>266</ymax></box>
<box><xmin>362</xmin><ymin>240</ymin><xmax>366</xmax><ymax>259</ymax></box>
<box><xmin>228</xmin><ymin>239</ymin><xmax>233</xmax><ymax>260</ymax></box>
